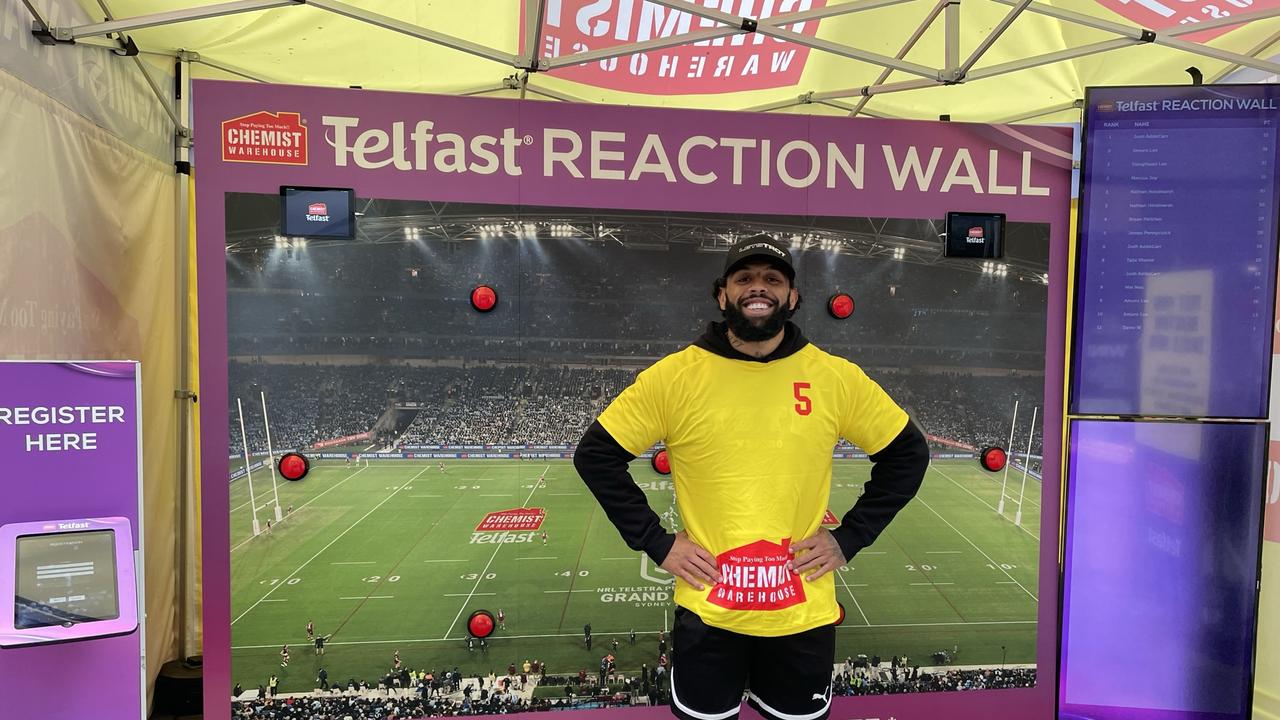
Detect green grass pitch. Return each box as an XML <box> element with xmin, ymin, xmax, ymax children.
<box><xmin>229</xmin><ymin>459</ymin><xmax>1041</xmax><ymax>693</ymax></box>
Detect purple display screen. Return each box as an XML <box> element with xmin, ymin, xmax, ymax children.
<box><xmin>1071</xmin><ymin>86</ymin><xmax>1280</xmax><ymax>418</ymax></box>
<box><xmin>1059</xmin><ymin>420</ymin><xmax>1266</xmax><ymax>720</ymax></box>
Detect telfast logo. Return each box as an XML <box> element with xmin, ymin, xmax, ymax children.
<box><xmin>306</xmin><ymin>202</ymin><xmax>330</xmax><ymax>222</ymax></box>
<box><xmin>58</xmin><ymin>522</ymin><xmax>90</xmax><ymax>530</ymax></box>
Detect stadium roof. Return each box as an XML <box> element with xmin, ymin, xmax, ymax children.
<box><xmin>25</xmin><ymin>0</ymin><xmax>1280</xmax><ymax>124</ymax></box>
<box><xmin>225</xmin><ymin>196</ymin><xmax>1051</xmax><ymax>282</ymax></box>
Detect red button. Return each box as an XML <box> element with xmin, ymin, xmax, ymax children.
<box><xmin>651</xmin><ymin>449</ymin><xmax>671</xmax><ymax>475</ymax></box>
<box><xmin>471</xmin><ymin>285</ymin><xmax>498</xmax><ymax>312</ymax></box>
<box><xmin>980</xmin><ymin>447</ymin><xmax>1007</xmax><ymax>473</ymax></box>
<box><xmin>827</xmin><ymin>293</ymin><xmax>854</xmax><ymax>319</ymax></box>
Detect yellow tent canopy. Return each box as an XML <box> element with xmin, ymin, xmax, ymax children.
<box><xmin>28</xmin><ymin>0</ymin><xmax>1280</xmax><ymax>124</ymax></box>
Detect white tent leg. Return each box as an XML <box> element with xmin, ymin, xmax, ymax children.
<box><xmin>546</xmin><ymin>0</ymin><xmax>908</xmax><ymax>72</ymax></box>
<box><xmin>812</xmin><ymin>76</ymin><xmax>938</xmax><ymax>103</ymax></box>
<box><xmin>847</xmin><ymin>0</ymin><xmax>949</xmax><ymax>117</ymax></box>
<box><xmin>645</xmin><ymin>0</ymin><xmax>940</xmax><ymax>80</ymax></box>
<box><xmin>545</xmin><ymin>27</ymin><xmax>742</xmax><ymax>70</ymax></box>
<box><xmin>522</xmin><ymin>0</ymin><xmax>547</xmax><ymax>70</ymax></box>
<box><xmin>944</xmin><ymin>0</ymin><xmax>960</xmax><ymax>75</ymax></box>
<box><xmin>1209</xmin><ymin>29</ymin><xmax>1280</xmax><ymax>83</ymax></box>
<box><xmin>967</xmin><ymin>38</ymin><xmax>1140</xmax><ymax>82</ymax></box>
<box><xmin>956</xmin><ymin>0</ymin><xmax>1032</xmax><ymax>80</ymax></box>
<box><xmin>61</xmin><ymin>0</ymin><xmax>299</xmax><ymax>41</ymax></box>
<box><xmin>194</xmin><ymin>55</ymin><xmax>274</xmax><ymax>83</ymax></box>
<box><xmin>523</xmin><ymin>83</ymin><xmax>593</xmax><ymax>104</ymax></box>
<box><xmin>995</xmin><ymin>0</ymin><xmax>1280</xmax><ymax>76</ymax></box>
<box><xmin>306</xmin><ymin>0</ymin><xmax>520</xmax><ymax>67</ymax></box>
<box><xmin>1164</xmin><ymin>7</ymin><xmax>1280</xmax><ymax>38</ymax></box>
<box><xmin>998</xmin><ymin>100</ymin><xmax>1083</xmax><ymax>124</ymax></box>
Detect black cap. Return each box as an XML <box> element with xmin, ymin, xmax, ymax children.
<box><xmin>722</xmin><ymin>234</ymin><xmax>795</xmax><ymax>281</ymax></box>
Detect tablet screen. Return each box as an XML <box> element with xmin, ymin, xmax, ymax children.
<box><xmin>15</xmin><ymin>530</ymin><xmax>119</xmax><ymax>630</ymax></box>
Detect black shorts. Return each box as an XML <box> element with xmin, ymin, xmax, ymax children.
<box><xmin>669</xmin><ymin>607</ymin><xmax>835</xmax><ymax>720</ymax></box>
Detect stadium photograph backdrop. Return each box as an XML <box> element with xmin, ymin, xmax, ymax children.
<box><xmin>195</xmin><ymin>79</ymin><xmax>1071</xmax><ymax>720</ymax></box>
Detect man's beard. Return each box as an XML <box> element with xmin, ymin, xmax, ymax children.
<box><xmin>722</xmin><ymin>297</ymin><xmax>792</xmax><ymax>343</ymax></box>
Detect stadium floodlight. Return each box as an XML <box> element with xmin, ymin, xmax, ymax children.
<box><xmin>892</xmin><ymin>248</ymin><xmax>905</xmax><ymax>260</ymax></box>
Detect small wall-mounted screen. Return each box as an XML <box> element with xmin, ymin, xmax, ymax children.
<box><xmin>944</xmin><ymin>211</ymin><xmax>1004</xmax><ymax>258</ymax></box>
<box><xmin>280</xmin><ymin>186</ymin><xmax>356</xmax><ymax>239</ymax></box>
<box><xmin>15</xmin><ymin>530</ymin><xmax>120</xmax><ymax>630</ymax></box>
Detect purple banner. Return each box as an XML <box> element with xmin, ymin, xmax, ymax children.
<box><xmin>0</xmin><ymin>361</ymin><xmax>143</xmax><ymax>720</ymax></box>
<box><xmin>195</xmin><ymin>79</ymin><xmax>1072</xmax><ymax>720</ymax></box>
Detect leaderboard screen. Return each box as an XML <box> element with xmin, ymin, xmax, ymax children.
<box><xmin>1060</xmin><ymin>420</ymin><xmax>1266</xmax><ymax>720</ymax></box>
<box><xmin>1071</xmin><ymin>86</ymin><xmax>1280</xmax><ymax>418</ymax></box>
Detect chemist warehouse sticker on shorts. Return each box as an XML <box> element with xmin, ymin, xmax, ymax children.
<box><xmin>707</xmin><ymin>538</ymin><xmax>805</xmax><ymax>611</ymax></box>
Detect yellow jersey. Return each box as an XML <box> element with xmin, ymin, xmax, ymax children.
<box><xmin>597</xmin><ymin>338</ymin><xmax>908</xmax><ymax>636</ymax></box>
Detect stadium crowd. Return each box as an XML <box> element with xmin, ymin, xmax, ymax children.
<box><xmin>834</xmin><ymin>666</ymin><xmax>1037</xmax><ymax>695</ymax></box>
<box><xmin>229</xmin><ymin>362</ymin><xmax>1043</xmax><ymax>455</ymax></box>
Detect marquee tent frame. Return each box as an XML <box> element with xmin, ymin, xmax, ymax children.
<box><xmin>20</xmin><ymin>0</ymin><xmax>1280</xmax><ymax>151</ymax></box>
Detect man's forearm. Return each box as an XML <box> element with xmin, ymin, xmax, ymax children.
<box><xmin>573</xmin><ymin>421</ymin><xmax>676</xmax><ymax>563</ymax></box>
<box><xmin>829</xmin><ymin>420</ymin><xmax>930</xmax><ymax>560</ymax></box>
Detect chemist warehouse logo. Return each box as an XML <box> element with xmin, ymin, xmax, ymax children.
<box><xmin>708</xmin><ymin>538</ymin><xmax>805</xmax><ymax>611</ymax></box>
<box><xmin>222</xmin><ymin>111</ymin><xmax>308</xmax><ymax>165</ymax></box>
<box><xmin>476</xmin><ymin>508</ymin><xmax>546</xmax><ymax>532</ymax></box>
<box><xmin>523</xmin><ymin>0</ymin><xmax>827</xmax><ymax>95</ymax></box>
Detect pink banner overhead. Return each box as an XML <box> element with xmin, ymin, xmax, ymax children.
<box><xmin>520</xmin><ymin>0</ymin><xmax>828</xmax><ymax>94</ymax></box>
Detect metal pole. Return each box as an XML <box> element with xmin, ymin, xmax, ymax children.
<box><xmin>998</xmin><ymin>400</ymin><xmax>1018</xmax><ymax>515</ymax></box>
<box><xmin>238</xmin><ymin>398</ymin><xmax>262</xmax><ymax>535</ymax></box>
<box><xmin>944</xmin><ymin>0</ymin><xmax>960</xmax><ymax>75</ymax></box>
<box><xmin>849</xmin><ymin>0</ymin><xmax>948</xmax><ymax>117</ymax></box>
<box><xmin>1014</xmin><ymin>406</ymin><xmax>1037</xmax><ymax>527</ymax></box>
<box><xmin>62</xmin><ymin>0</ymin><xmax>300</xmax><ymax>40</ymax></box>
<box><xmin>174</xmin><ymin>49</ymin><xmax>195</xmax><ymax>660</ymax></box>
<box><xmin>261</xmin><ymin>391</ymin><xmax>284</xmax><ymax>522</ymax></box>
<box><xmin>644</xmin><ymin>0</ymin><xmax>940</xmax><ymax>80</ymax></box>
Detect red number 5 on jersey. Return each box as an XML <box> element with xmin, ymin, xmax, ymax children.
<box><xmin>793</xmin><ymin>382</ymin><xmax>812</xmax><ymax>416</ymax></box>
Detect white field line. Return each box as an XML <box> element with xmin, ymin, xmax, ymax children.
<box><xmin>440</xmin><ymin>466</ymin><xmax>549</xmax><ymax>639</ymax></box>
<box><xmin>443</xmin><ymin>593</ymin><xmax>497</xmax><ymax>597</ymax></box>
<box><xmin>231</xmin><ymin>467</ymin><xmax>428</xmax><ymax>625</ymax></box>
<box><xmin>912</xmin><ymin>495</ymin><xmax>1039</xmax><ymax>603</ymax></box>
<box><xmin>928</xmin><ymin>465</ymin><xmax>1040</xmax><ymax>542</ymax></box>
<box><xmin>835</xmin><ymin>571</ymin><xmax>871</xmax><ymax>626</ymax></box>
<box><xmin>232</xmin><ymin>467</ymin><xmax>370</xmax><ymax>553</ymax></box>
<box><xmin>423</xmin><ymin>559</ymin><xmax>467</xmax><ymax>564</ymax></box>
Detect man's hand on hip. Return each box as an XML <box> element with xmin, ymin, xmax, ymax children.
<box><xmin>790</xmin><ymin>528</ymin><xmax>847</xmax><ymax>581</ymax></box>
<box><xmin>660</xmin><ymin>531</ymin><xmax>720</xmax><ymax>590</ymax></box>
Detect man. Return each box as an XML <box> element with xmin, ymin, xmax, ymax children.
<box><xmin>574</xmin><ymin>235</ymin><xmax>929</xmax><ymax>720</ymax></box>
<box><xmin>306</xmin><ymin>619</ymin><xmax>315</xmax><ymax>641</ymax></box>
<box><xmin>497</xmin><ymin>608</ymin><xmax>506</xmax><ymax>630</ymax></box>
<box><xmin>314</xmin><ymin>633</ymin><xmax>328</xmax><ymax>656</ymax></box>
<box><xmin>279</xmin><ymin>645</ymin><xmax>290</xmax><ymax>668</ymax></box>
